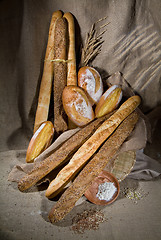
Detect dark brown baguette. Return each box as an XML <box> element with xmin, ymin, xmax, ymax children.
<box><xmin>18</xmin><ymin>113</ymin><xmax>113</xmax><ymax>192</ymax></box>
<box><xmin>48</xmin><ymin>111</ymin><xmax>139</xmax><ymax>223</ymax></box>
<box><xmin>53</xmin><ymin>17</ymin><xmax>68</xmax><ymax>133</ymax></box>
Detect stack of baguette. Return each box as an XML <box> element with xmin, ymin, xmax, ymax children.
<box><xmin>21</xmin><ymin>10</ymin><xmax>142</xmax><ymax>223</ymax></box>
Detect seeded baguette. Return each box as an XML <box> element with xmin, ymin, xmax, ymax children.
<box><xmin>45</xmin><ymin>95</ymin><xmax>141</xmax><ymax>198</ymax></box>
<box><xmin>34</xmin><ymin>10</ymin><xmax>62</xmax><ymax>132</ymax></box>
<box><xmin>48</xmin><ymin>111</ymin><xmax>139</xmax><ymax>223</ymax></box>
<box><xmin>53</xmin><ymin>17</ymin><xmax>68</xmax><ymax>133</ymax></box>
<box><xmin>18</xmin><ymin>114</ymin><xmax>112</xmax><ymax>192</ymax></box>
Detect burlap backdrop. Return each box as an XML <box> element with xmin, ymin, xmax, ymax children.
<box><xmin>0</xmin><ymin>0</ymin><xmax>161</xmax><ymax>151</ymax></box>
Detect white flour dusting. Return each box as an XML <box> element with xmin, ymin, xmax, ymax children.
<box><xmin>96</xmin><ymin>182</ymin><xmax>117</xmax><ymax>201</ymax></box>
<box><xmin>79</xmin><ymin>68</ymin><xmax>103</xmax><ymax>103</ymax></box>
<box><xmin>67</xmin><ymin>91</ymin><xmax>93</xmax><ymax>120</ymax></box>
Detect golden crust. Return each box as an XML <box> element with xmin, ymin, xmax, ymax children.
<box><xmin>62</xmin><ymin>85</ymin><xmax>95</xmax><ymax>127</ymax></box>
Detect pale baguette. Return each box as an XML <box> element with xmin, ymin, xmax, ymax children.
<box><xmin>63</xmin><ymin>12</ymin><xmax>77</xmax><ymax>86</ymax></box>
<box><xmin>18</xmin><ymin>113</ymin><xmax>112</xmax><ymax>192</ymax></box>
<box><xmin>34</xmin><ymin>10</ymin><xmax>62</xmax><ymax>133</ymax></box>
<box><xmin>48</xmin><ymin>111</ymin><xmax>139</xmax><ymax>222</ymax></box>
<box><xmin>45</xmin><ymin>95</ymin><xmax>141</xmax><ymax>198</ymax></box>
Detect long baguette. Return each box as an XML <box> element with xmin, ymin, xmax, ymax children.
<box><xmin>34</xmin><ymin>10</ymin><xmax>62</xmax><ymax>133</ymax></box>
<box><xmin>53</xmin><ymin>17</ymin><xmax>68</xmax><ymax>133</ymax></box>
<box><xmin>18</xmin><ymin>113</ymin><xmax>112</xmax><ymax>192</ymax></box>
<box><xmin>45</xmin><ymin>95</ymin><xmax>141</xmax><ymax>198</ymax></box>
<box><xmin>48</xmin><ymin>111</ymin><xmax>139</xmax><ymax>223</ymax></box>
<box><xmin>63</xmin><ymin>12</ymin><xmax>77</xmax><ymax>129</ymax></box>
<box><xmin>63</xmin><ymin>12</ymin><xmax>77</xmax><ymax>86</ymax></box>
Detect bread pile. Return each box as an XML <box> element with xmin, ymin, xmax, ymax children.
<box><xmin>19</xmin><ymin>10</ymin><xmax>142</xmax><ymax>223</ymax></box>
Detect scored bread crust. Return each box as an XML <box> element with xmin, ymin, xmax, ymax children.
<box><xmin>62</xmin><ymin>85</ymin><xmax>95</xmax><ymax>127</ymax></box>
<box><xmin>18</xmin><ymin>113</ymin><xmax>112</xmax><ymax>192</ymax></box>
<box><xmin>53</xmin><ymin>17</ymin><xmax>68</xmax><ymax>133</ymax></box>
<box><xmin>48</xmin><ymin>111</ymin><xmax>139</xmax><ymax>223</ymax></box>
<box><xmin>34</xmin><ymin>10</ymin><xmax>63</xmax><ymax>133</ymax></box>
<box><xmin>45</xmin><ymin>95</ymin><xmax>141</xmax><ymax>198</ymax></box>
<box><xmin>26</xmin><ymin>121</ymin><xmax>54</xmax><ymax>163</ymax></box>
<box><xmin>78</xmin><ymin>66</ymin><xmax>103</xmax><ymax>105</ymax></box>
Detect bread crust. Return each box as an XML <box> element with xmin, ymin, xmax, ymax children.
<box><xmin>45</xmin><ymin>96</ymin><xmax>141</xmax><ymax>198</ymax></box>
<box><xmin>48</xmin><ymin>111</ymin><xmax>139</xmax><ymax>223</ymax></box>
<box><xmin>26</xmin><ymin>121</ymin><xmax>54</xmax><ymax>163</ymax></box>
<box><xmin>63</xmin><ymin>12</ymin><xmax>77</xmax><ymax>86</ymax></box>
<box><xmin>34</xmin><ymin>10</ymin><xmax>63</xmax><ymax>132</ymax></box>
<box><xmin>18</xmin><ymin>113</ymin><xmax>112</xmax><ymax>192</ymax></box>
<box><xmin>62</xmin><ymin>85</ymin><xmax>95</xmax><ymax>127</ymax></box>
<box><xmin>53</xmin><ymin>17</ymin><xmax>68</xmax><ymax>133</ymax></box>
<box><xmin>78</xmin><ymin>66</ymin><xmax>103</xmax><ymax>105</ymax></box>
<box><xmin>95</xmin><ymin>84</ymin><xmax>122</xmax><ymax>118</ymax></box>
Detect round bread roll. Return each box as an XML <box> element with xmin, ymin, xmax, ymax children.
<box><xmin>78</xmin><ymin>66</ymin><xmax>103</xmax><ymax>105</ymax></box>
<box><xmin>62</xmin><ymin>86</ymin><xmax>95</xmax><ymax>127</ymax></box>
<box><xmin>95</xmin><ymin>85</ymin><xmax>122</xmax><ymax>118</ymax></box>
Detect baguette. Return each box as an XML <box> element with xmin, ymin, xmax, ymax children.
<box><xmin>48</xmin><ymin>111</ymin><xmax>139</xmax><ymax>223</ymax></box>
<box><xmin>18</xmin><ymin>113</ymin><xmax>112</xmax><ymax>192</ymax></box>
<box><xmin>63</xmin><ymin>12</ymin><xmax>77</xmax><ymax>86</ymax></box>
<box><xmin>45</xmin><ymin>95</ymin><xmax>141</xmax><ymax>198</ymax></box>
<box><xmin>63</xmin><ymin>12</ymin><xmax>77</xmax><ymax>129</ymax></box>
<box><xmin>53</xmin><ymin>17</ymin><xmax>68</xmax><ymax>133</ymax></box>
<box><xmin>34</xmin><ymin>10</ymin><xmax>62</xmax><ymax>132</ymax></box>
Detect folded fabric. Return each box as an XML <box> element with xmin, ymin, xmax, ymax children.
<box><xmin>8</xmin><ymin>116</ymin><xmax>161</xmax><ymax>184</ymax></box>
<box><xmin>129</xmin><ymin>150</ymin><xmax>161</xmax><ymax>180</ymax></box>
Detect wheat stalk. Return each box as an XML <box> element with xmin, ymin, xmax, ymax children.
<box><xmin>80</xmin><ymin>17</ymin><xmax>109</xmax><ymax>67</ymax></box>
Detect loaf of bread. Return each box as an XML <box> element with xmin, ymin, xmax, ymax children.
<box><xmin>18</xmin><ymin>113</ymin><xmax>112</xmax><ymax>192</ymax></box>
<box><xmin>78</xmin><ymin>66</ymin><xmax>103</xmax><ymax>105</ymax></box>
<box><xmin>45</xmin><ymin>95</ymin><xmax>141</xmax><ymax>198</ymax></box>
<box><xmin>48</xmin><ymin>110</ymin><xmax>139</xmax><ymax>222</ymax></box>
<box><xmin>26</xmin><ymin>121</ymin><xmax>54</xmax><ymax>163</ymax></box>
<box><xmin>95</xmin><ymin>84</ymin><xmax>122</xmax><ymax>118</ymax></box>
<box><xmin>62</xmin><ymin>85</ymin><xmax>95</xmax><ymax>127</ymax></box>
<box><xmin>34</xmin><ymin>10</ymin><xmax>62</xmax><ymax>133</ymax></box>
<box><xmin>53</xmin><ymin>17</ymin><xmax>68</xmax><ymax>134</ymax></box>
<box><xmin>63</xmin><ymin>12</ymin><xmax>77</xmax><ymax>86</ymax></box>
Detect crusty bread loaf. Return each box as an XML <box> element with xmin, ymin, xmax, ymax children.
<box><xmin>95</xmin><ymin>84</ymin><xmax>122</xmax><ymax>118</ymax></box>
<box><xmin>63</xmin><ymin>12</ymin><xmax>77</xmax><ymax>86</ymax></box>
<box><xmin>53</xmin><ymin>17</ymin><xmax>68</xmax><ymax>134</ymax></box>
<box><xmin>48</xmin><ymin>111</ymin><xmax>139</xmax><ymax>222</ymax></box>
<box><xmin>45</xmin><ymin>95</ymin><xmax>141</xmax><ymax>198</ymax></box>
<box><xmin>34</xmin><ymin>10</ymin><xmax>62</xmax><ymax>133</ymax></box>
<box><xmin>63</xmin><ymin>12</ymin><xmax>77</xmax><ymax>129</ymax></box>
<box><xmin>26</xmin><ymin>121</ymin><xmax>54</xmax><ymax>163</ymax></box>
<box><xmin>62</xmin><ymin>85</ymin><xmax>95</xmax><ymax>127</ymax></box>
<box><xmin>18</xmin><ymin>113</ymin><xmax>112</xmax><ymax>192</ymax></box>
<box><xmin>78</xmin><ymin>66</ymin><xmax>103</xmax><ymax>105</ymax></box>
